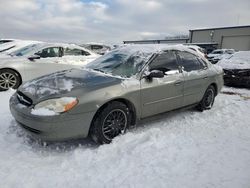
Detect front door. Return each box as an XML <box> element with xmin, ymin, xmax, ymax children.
<box><xmin>140</xmin><ymin>51</ymin><xmax>184</xmax><ymax>118</ymax></box>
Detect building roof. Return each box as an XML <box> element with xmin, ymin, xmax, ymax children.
<box><xmin>123</xmin><ymin>38</ymin><xmax>189</xmax><ymax>44</ymax></box>
<box><xmin>189</xmin><ymin>25</ymin><xmax>250</xmax><ymax>32</ymax></box>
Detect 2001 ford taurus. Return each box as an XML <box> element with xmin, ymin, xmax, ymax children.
<box><xmin>10</xmin><ymin>44</ymin><xmax>224</xmax><ymax>144</ymax></box>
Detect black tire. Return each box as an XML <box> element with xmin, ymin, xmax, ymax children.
<box><xmin>0</xmin><ymin>69</ymin><xmax>21</xmax><ymax>91</ymax></box>
<box><xmin>197</xmin><ymin>85</ymin><xmax>216</xmax><ymax>112</ymax></box>
<box><xmin>90</xmin><ymin>101</ymin><xmax>130</xmax><ymax>144</ymax></box>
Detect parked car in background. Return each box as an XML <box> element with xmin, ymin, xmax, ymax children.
<box><xmin>0</xmin><ymin>39</ymin><xmax>41</xmax><ymax>56</ymax></box>
<box><xmin>10</xmin><ymin>44</ymin><xmax>223</xmax><ymax>144</ymax></box>
<box><xmin>81</xmin><ymin>43</ymin><xmax>111</xmax><ymax>55</ymax></box>
<box><xmin>0</xmin><ymin>43</ymin><xmax>99</xmax><ymax>91</ymax></box>
<box><xmin>185</xmin><ymin>45</ymin><xmax>207</xmax><ymax>58</ymax></box>
<box><xmin>0</xmin><ymin>39</ymin><xmax>15</xmax><ymax>45</ymax></box>
<box><xmin>217</xmin><ymin>51</ymin><xmax>250</xmax><ymax>88</ymax></box>
<box><xmin>207</xmin><ymin>49</ymin><xmax>235</xmax><ymax>64</ymax></box>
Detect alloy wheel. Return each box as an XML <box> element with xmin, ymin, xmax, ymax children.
<box><xmin>102</xmin><ymin>109</ymin><xmax>128</xmax><ymax>141</ymax></box>
<box><xmin>0</xmin><ymin>72</ymin><xmax>17</xmax><ymax>90</ymax></box>
<box><xmin>204</xmin><ymin>88</ymin><xmax>214</xmax><ymax>108</ymax></box>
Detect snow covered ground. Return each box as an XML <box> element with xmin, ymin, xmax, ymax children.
<box><xmin>0</xmin><ymin>87</ymin><xmax>250</xmax><ymax>188</ymax></box>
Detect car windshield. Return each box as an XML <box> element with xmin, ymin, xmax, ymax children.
<box><xmin>10</xmin><ymin>44</ymin><xmax>40</xmax><ymax>56</ymax></box>
<box><xmin>211</xmin><ymin>50</ymin><xmax>223</xmax><ymax>54</ymax></box>
<box><xmin>86</xmin><ymin>48</ymin><xmax>153</xmax><ymax>78</ymax></box>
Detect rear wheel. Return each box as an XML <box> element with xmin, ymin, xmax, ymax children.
<box><xmin>0</xmin><ymin>69</ymin><xmax>21</xmax><ymax>91</ymax></box>
<box><xmin>90</xmin><ymin>101</ymin><xmax>130</xmax><ymax>144</ymax></box>
<box><xmin>197</xmin><ymin>85</ymin><xmax>216</xmax><ymax>111</ymax></box>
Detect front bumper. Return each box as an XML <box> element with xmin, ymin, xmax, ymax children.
<box><xmin>9</xmin><ymin>93</ymin><xmax>96</xmax><ymax>141</ymax></box>
<box><xmin>223</xmin><ymin>69</ymin><xmax>250</xmax><ymax>88</ymax></box>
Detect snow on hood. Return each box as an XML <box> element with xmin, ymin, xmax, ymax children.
<box><xmin>18</xmin><ymin>68</ymin><xmax>122</xmax><ymax>102</ymax></box>
<box><xmin>217</xmin><ymin>51</ymin><xmax>250</xmax><ymax>70</ymax></box>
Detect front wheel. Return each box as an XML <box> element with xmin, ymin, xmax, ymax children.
<box><xmin>0</xmin><ymin>69</ymin><xmax>21</xmax><ymax>91</ymax></box>
<box><xmin>90</xmin><ymin>101</ymin><xmax>130</xmax><ymax>144</ymax></box>
<box><xmin>197</xmin><ymin>85</ymin><xmax>216</xmax><ymax>111</ymax></box>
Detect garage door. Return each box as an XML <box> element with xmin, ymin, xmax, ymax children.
<box><xmin>221</xmin><ymin>35</ymin><xmax>250</xmax><ymax>51</ymax></box>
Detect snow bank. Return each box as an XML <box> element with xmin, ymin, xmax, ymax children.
<box><xmin>0</xmin><ymin>87</ymin><xmax>250</xmax><ymax>188</ymax></box>
<box><xmin>217</xmin><ymin>51</ymin><xmax>250</xmax><ymax>69</ymax></box>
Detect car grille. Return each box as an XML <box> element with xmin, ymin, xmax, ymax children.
<box><xmin>17</xmin><ymin>91</ymin><xmax>33</xmax><ymax>107</ymax></box>
<box><xmin>224</xmin><ymin>69</ymin><xmax>250</xmax><ymax>77</ymax></box>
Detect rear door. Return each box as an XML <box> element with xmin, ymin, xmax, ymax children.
<box><xmin>140</xmin><ymin>51</ymin><xmax>184</xmax><ymax>118</ymax></box>
<box><xmin>176</xmin><ymin>51</ymin><xmax>209</xmax><ymax>106</ymax></box>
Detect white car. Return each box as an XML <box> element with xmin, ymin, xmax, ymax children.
<box><xmin>81</xmin><ymin>43</ymin><xmax>111</xmax><ymax>55</ymax></box>
<box><xmin>0</xmin><ymin>39</ymin><xmax>41</xmax><ymax>56</ymax></box>
<box><xmin>207</xmin><ymin>49</ymin><xmax>235</xmax><ymax>64</ymax></box>
<box><xmin>0</xmin><ymin>43</ymin><xmax>99</xmax><ymax>91</ymax></box>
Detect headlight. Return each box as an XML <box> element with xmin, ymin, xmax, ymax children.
<box><xmin>32</xmin><ymin>97</ymin><xmax>78</xmax><ymax>115</ymax></box>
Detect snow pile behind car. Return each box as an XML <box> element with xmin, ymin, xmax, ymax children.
<box><xmin>217</xmin><ymin>51</ymin><xmax>250</xmax><ymax>69</ymax></box>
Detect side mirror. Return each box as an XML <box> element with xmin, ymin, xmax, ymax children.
<box><xmin>28</xmin><ymin>54</ymin><xmax>40</xmax><ymax>61</ymax></box>
<box><xmin>143</xmin><ymin>70</ymin><xmax>164</xmax><ymax>80</ymax></box>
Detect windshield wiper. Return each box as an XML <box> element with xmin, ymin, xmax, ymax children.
<box><xmin>93</xmin><ymin>68</ymin><xmax>105</xmax><ymax>73</ymax></box>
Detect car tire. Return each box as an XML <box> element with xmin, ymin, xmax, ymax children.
<box><xmin>0</xmin><ymin>69</ymin><xmax>21</xmax><ymax>91</ymax></box>
<box><xmin>90</xmin><ymin>101</ymin><xmax>130</xmax><ymax>144</ymax></box>
<box><xmin>197</xmin><ymin>85</ymin><xmax>216</xmax><ymax>112</ymax></box>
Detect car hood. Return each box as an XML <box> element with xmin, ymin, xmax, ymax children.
<box><xmin>207</xmin><ymin>54</ymin><xmax>220</xmax><ymax>58</ymax></box>
<box><xmin>18</xmin><ymin>68</ymin><xmax>123</xmax><ymax>104</ymax></box>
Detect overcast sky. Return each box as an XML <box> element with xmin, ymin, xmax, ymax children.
<box><xmin>0</xmin><ymin>0</ymin><xmax>249</xmax><ymax>44</ymax></box>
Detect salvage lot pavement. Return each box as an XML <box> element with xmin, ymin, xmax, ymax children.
<box><xmin>0</xmin><ymin>87</ymin><xmax>250</xmax><ymax>188</ymax></box>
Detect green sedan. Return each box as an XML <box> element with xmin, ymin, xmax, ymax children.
<box><xmin>10</xmin><ymin>44</ymin><xmax>224</xmax><ymax>144</ymax></box>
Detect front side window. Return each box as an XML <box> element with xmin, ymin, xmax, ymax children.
<box><xmin>36</xmin><ymin>47</ymin><xmax>61</xmax><ymax>58</ymax></box>
<box><xmin>149</xmin><ymin>51</ymin><xmax>179</xmax><ymax>74</ymax></box>
<box><xmin>177</xmin><ymin>51</ymin><xmax>205</xmax><ymax>72</ymax></box>
<box><xmin>64</xmin><ymin>48</ymin><xmax>90</xmax><ymax>56</ymax></box>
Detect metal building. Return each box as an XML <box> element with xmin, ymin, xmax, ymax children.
<box><xmin>189</xmin><ymin>25</ymin><xmax>250</xmax><ymax>51</ymax></box>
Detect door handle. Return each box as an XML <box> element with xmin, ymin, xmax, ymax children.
<box><xmin>174</xmin><ymin>81</ymin><xmax>182</xmax><ymax>86</ymax></box>
<box><xmin>203</xmin><ymin>76</ymin><xmax>208</xmax><ymax>80</ymax></box>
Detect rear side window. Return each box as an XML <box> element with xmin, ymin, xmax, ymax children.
<box><xmin>149</xmin><ymin>51</ymin><xmax>179</xmax><ymax>73</ymax></box>
<box><xmin>64</xmin><ymin>48</ymin><xmax>90</xmax><ymax>56</ymax></box>
<box><xmin>177</xmin><ymin>51</ymin><xmax>205</xmax><ymax>72</ymax></box>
